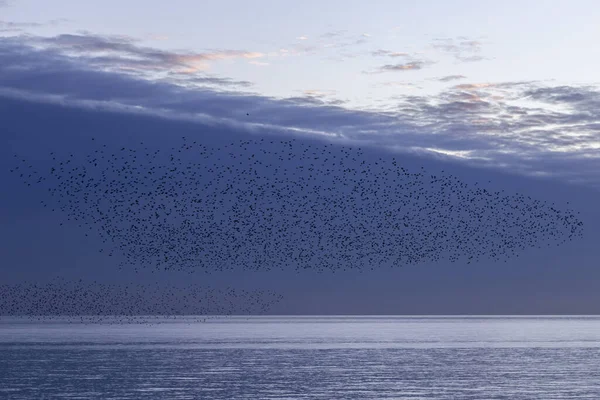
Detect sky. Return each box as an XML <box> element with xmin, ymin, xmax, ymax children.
<box><xmin>1</xmin><ymin>0</ymin><xmax>600</xmax><ymax>314</ymax></box>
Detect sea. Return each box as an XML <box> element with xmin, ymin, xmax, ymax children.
<box><xmin>1</xmin><ymin>316</ymin><xmax>600</xmax><ymax>399</ymax></box>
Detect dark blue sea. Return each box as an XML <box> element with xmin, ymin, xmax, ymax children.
<box><xmin>1</xmin><ymin>316</ymin><xmax>600</xmax><ymax>399</ymax></box>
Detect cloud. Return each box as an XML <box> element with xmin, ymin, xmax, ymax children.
<box><xmin>432</xmin><ymin>37</ymin><xmax>486</xmax><ymax>62</ymax></box>
<box><xmin>315</xmin><ymin>31</ymin><xmax>370</xmax><ymax>54</ymax></box>
<box><xmin>0</xmin><ymin>21</ymin><xmax>40</xmax><ymax>32</ymax></box>
<box><xmin>368</xmin><ymin>50</ymin><xmax>432</xmax><ymax>73</ymax></box>
<box><xmin>165</xmin><ymin>73</ymin><xmax>254</xmax><ymax>88</ymax></box>
<box><xmin>299</xmin><ymin>89</ymin><xmax>345</xmax><ymax>105</ymax></box>
<box><xmin>1</xmin><ymin>35</ymin><xmax>599</xmax><ymax>187</ymax></box>
<box><xmin>371</xmin><ymin>49</ymin><xmax>409</xmax><ymax>58</ymax></box>
<box><xmin>318</xmin><ymin>30</ymin><xmax>346</xmax><ymax>39</ymax></box>
<box><xmin>272</xmin><ymin>30</ymin><xmax>372</xmax><ymax>64</ymax></box>
<box><xmin>435</xmin><ymin>75</ymin><xmax>467</xmax><ymax>82</ymax></box>
<box><xmin>452</xmin><ymin>83</ymin><xmax>496</xmax><ymax>90</ymax></box>
<box><xmin>302</xmin><ymin>89</ymin><xmax>337</xmax><ymax>96</ymax></box>
<box><xmin>523</xmin><ymin>85</ymin><xmax>600</xmax><ymax>108</ymax></box>
<box><xmin>30</xmin><ymin>33</ymin><xmax>265</xmax><ymax>73</ymax></box>
<box><xmin>0</xmin><ymin>18</ymin><xmax>69</xmax><ymax>33</ymax></box>
<box><xmin>376</xmin><ymin>61</ymin><xmax>427</xmax><ymax>72</ymax></box>
<box><xmin>249</xmin><ymin>60</ymin><xmax>269</xmax><ymax>66</ymax></box>
<box><xmin>375</xmin><ymin>81</ymin><xmax>421</xmax><ymax>89</ymax></box>
<box><xmin>275</xmin><ymin>43</ymin><xmax>318</xmax><ymax>57</ymax></box>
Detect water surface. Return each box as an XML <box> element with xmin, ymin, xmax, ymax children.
<box><xmin>1</xmin><ymin>316</ymin><xmax>599</xmax><ymax>399</ymax></box>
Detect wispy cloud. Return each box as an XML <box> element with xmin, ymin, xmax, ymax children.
<box><xmin>0</xmin><ymin>21</ymin><xmax>41</xmax><ymax>32</ymax></box>
<box><xmin>452</xmin><ymin>83</ymin><xmax>496</xmax><ymax>90</ymax></box>
<box><xmin>165</xmin><ymin>73</ymin><xmax>254</xmax><ymax>88</ymax></box>
<box><xmin>375</xmin><ymin>81</ymin><xmax>421</xmax><ymax>89</ymax></box>
<box><xmin>316</xmin><ymin>30</ymin><xmax>370</xmax><ymax>53</ymax></box>
<box><xmin>432</xmin><ymin>37</ymin><xmax>486</xmax><ymax>62</ymax></box>
<box><xmin>300</xmin><ymin>89</ymin><xmax>345</xmax><ymax>104</ymax></box>
<box><xmin>262</xmin><ymin>30</ymin><xmax>372</xmax><ymax>64</ymax></box>
<box><xmin>144</xmin><ymin>34</ymin><xmax>169</xmax><ymax>41</ymax></box>
<box><xmin>249</xmin><ymin>60</ymin><xmax>269</xmax><ymax>67</ymax></box>
<box><xmin>373</xmin><ymin>61</ymin><xmax>428</xmax><ymax>73</ymax></box>
<box><xmin>0</xmin><ymin>18</ymin><xmax>68</xmax><ymax>33</ymax></box>
<box><xmin>302</xmin><ymin>89</ymin><xmax>338</xmax><ymax>96</ymax></box>
<box><xmin>31</xmin><ymin>33</ymin><xmax>265</xmax><ymax>73</ymax></box>
<box><xmin>367</xmin><ymin>49</ymin><xmax>433</xmax><ymax>74</ymax></box>
<box><xmin>435</xmin><ymin>75</ymin><xmax>467</xmax><ymax>82</ymax></box>
<box><xmin>371</xmin><ymin>49</ymin><xmax>409</xmax><ymax>58</ymax></box>
<box><xmin>274</xmin><ymin>43</ymin><xmax>318</xmax><ymax>57</ymax></box>
<box><xmin>318</xmin><ymin>30</ymin><xmax>346</xmax><ymax>39</ymax></box>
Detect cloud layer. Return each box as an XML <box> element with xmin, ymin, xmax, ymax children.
<box><xmin>1</xmin><ymin>34</ymin><xmax>599</xmax><ymax>187</ymax></box>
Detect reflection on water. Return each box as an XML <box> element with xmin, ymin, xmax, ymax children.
<box><xmin>1</xmin><ymin>316</ymin><xmax>600</xmax><ymax>399</ymax></box>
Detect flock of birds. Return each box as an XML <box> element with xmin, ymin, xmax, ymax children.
<box><xmin>12</xmin><ymin>137</ymin><xmax>584</xmax><ymax>272</ymax></box>
<box><xmin>0</xmin><ymin>278</ymin><xmax>283</xmax><ymax>324</ymax></box>
<box><xmin>5</xmin><ymin>135</ymin><xmax>584</xmax><ymax>321</ymax></box>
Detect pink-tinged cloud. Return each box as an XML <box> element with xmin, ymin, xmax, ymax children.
<box><xmin>32</xmin><ymin>33</ymin><xmax>265</xmax><ymax>73</ymax></box>
<box><xmin>175</xmin><ymin>51</ymin><xmax>264</xmax><ymax>71</ymax></box>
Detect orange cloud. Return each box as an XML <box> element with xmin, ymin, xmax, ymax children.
<box><xmin>173</xmin><ymin>51</ymin><xmax>265</xmax><ymax>72</ymax></box>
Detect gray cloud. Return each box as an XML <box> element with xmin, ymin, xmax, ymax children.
<box><xmin>1</xmin><ymin>21</ymin><xmax>44</xmax><ymax>32</ymax></box>
<box><xmin>371</xmin><ymin>49</ymin><xmax>409</xmax><ymax>58</ymax></box>
<box><xmin>367</xmin><ymin>49</ymin><xmax>433</xmax><ymax>74</ymax></box>
<box><xmin>523</xmin><ymin>85</ymin><xmax>600</xmax><ymax>111</ymax></box>
<box><xmin>311</xmin><ymin>31</ymin><xmax>371</xmax><ymax>62</ymax></box>
<box><xmin>436</xmin><ymin>75</ymin><xmax>467</xmax><ymax>82</ymax></box>
<box><xmin>166</xmin><ymin>72</ymin><xmax>254</xmax><ymax>88</ymax></box>
<box><xmin>31</xmin><ymin>32</ymin><xmax>265</xmax><ymax>74</ymax></box>
<box><xmin>432</xmin><ymin>37</ymin><xmax>486</xmax><ymax>62</ymax></box>
<box><xmin>1</xmin><ymin>35</ymin><xmax>599</xmax><ymax>188</ymax></box>
<box><xmin>296</xmin><ymin>89</ymin><xmax>346</xmax><ymax>106</ymax></box>
<box><xmin>0</xmin><ymin>18</ymin><xmax>68</xmax><ymax>32</ymax></box>
<box><xmin>377</xmin><ymin>61</ymin><xmax>428</xmax><ymax>72</ymax></box>
<box><xmin>318</xmin><ymin>30</ymin><xmax>346</xmax><ymax>39</ymax></box>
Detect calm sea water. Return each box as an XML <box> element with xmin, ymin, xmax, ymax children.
<box><xmin>1</xmin><ymin>316</ymin><xmax>600</xmax><ymax>399</ymax></box>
